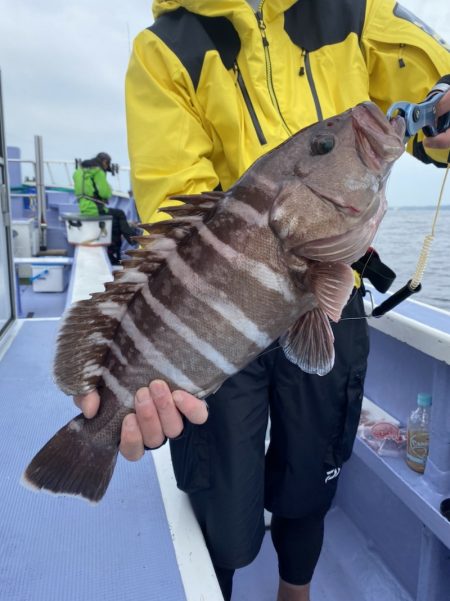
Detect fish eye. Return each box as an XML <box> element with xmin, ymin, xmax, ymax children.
<box><xmin>310</xmin><ymin>135</ymin><xmax>335</xmax><ymax>155</ymax></box>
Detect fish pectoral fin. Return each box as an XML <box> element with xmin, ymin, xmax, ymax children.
<box><xmin>309</xmin><ymin>262</ymin><xmax>355</xmax><ymax>322</ymax></box>
<box><xmin>280</xmin><ymin>308</ymin><xmax>335</xmax><ymax>376</ymax></box>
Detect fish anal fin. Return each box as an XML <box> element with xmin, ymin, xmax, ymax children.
<box><xmin>281</xmin><ymin>308</ymin><xmax>335</xmax><ymax>376</ymax></box>
<box><xmin>309</xmin><ymin>262</ymin><xmax>354</xmax><ymax>322</ymax></box>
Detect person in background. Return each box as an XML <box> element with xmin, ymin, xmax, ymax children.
<box><xmin>77</xmin><ymin>1</ymin><xmax>450</xmax><ymax>600</ymax></box>
<box><xmin>73</xmin><ymin>152</ymin><xmax>139</xmax><ymax>265</ymax></box>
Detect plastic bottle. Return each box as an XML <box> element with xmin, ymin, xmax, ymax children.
<box><xmin>406</xmin><ymin>393</ymin><xmax>432</xmax><ymax>474</ymax></box>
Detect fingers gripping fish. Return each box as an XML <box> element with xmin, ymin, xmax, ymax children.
<box><xmin>23</xmin><ymin>102</ymin><xmax>405</xmax><ymax>502</ymax></box>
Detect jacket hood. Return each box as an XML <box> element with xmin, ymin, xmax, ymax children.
<box><xmin>152</xmin><ymin>0</ymin><xmax>298</xmax><ymax>22</ymax></box>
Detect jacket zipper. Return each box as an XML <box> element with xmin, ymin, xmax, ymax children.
<box><xmin>234</xmin><ymin>63</ymin><xmax>267</xmax><ymax>145</ymax></box>
<box><xmin>255</xmin><ymin>10</ymin><xmax>292</xmax><ymax>137</ymax></box>
<box><xmin>301</xmin><ymin>49</ymin><xmax>323</xmax><ymax>122</ymax></box>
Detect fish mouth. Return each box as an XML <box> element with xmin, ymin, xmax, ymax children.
<box><xmin>305</xmin><ymin>184</ymin><xmax>362</xmax><ymax>216</ymax></box>
<box><xmin>353</xmin><ymin>103</ymin><xmax>405</xmax><ymax>172</ymax></box>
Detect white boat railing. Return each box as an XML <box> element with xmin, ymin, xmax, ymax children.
<box><xmin>8</xmin><ymin>136</ymin><xmax>132</xmax><ymax>250</ymax></box>
<box><xmin>43</xmin><ymin>159</ymin><xmax>131</xmax><ymax>196</ymax></box>
<box><xmin>8</xmin><ymin>133</ymin><xmax>130</xmax><ymax>195</ymax></box>
<box><xmin>9</xmin><ymin>156</ymin><xmax>131</xmax><ymax>198</ymax></box>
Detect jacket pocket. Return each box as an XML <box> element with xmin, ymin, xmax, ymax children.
<box><xmin>169</xmin><ymin>422</ymin><xmax>211</xmax><ymax>493</ymax></box>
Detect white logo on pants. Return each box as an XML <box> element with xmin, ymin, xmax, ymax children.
<box><xmin>325</xmin><ymin>468</ymin><xmax>341</xmax><ymax>483</ymax></box>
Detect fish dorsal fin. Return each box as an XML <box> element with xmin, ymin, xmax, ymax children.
<box><xmin>53</xmin><ymin>192</ymin><xmax>221</xmax><ymax>396</ymax></box>
<box><xmin>159</xmin><ymin>191</ymin><xmax>224</xmax><ymax>218</ymax></box>
<box><xmin>309</xmin><ymin>262</ymin><xmax>354</xmax><ymax>322</ymax></box>
<box><xmin>169</xmin><ymin>190</ymin><xmax>225</xmax><ymax>204</ymax></box>
<box><xmin>53</xmin><ymin>286</ymin><xmax>140</xmax><ymax>396</ymax></box>
<box><xmin>280</xmin><ymin>308</ymin><xmax>335</xmax><ymax>376</ymax></box>
<box><xmin>113</xmin><ymin>192</ymin><xmax>220</xmax><ymax>279</ymax></box>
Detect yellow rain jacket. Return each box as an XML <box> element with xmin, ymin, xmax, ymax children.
<box><xmin>125</xmin><ymin>0</ymin><xmax>450</xmax><ymax>224</ymax></box>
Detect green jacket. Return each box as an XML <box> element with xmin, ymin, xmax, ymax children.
<box><xmin>73</xmin><ymin>166</ymin><xmax>112</xmax><ymax>216</ymax></box>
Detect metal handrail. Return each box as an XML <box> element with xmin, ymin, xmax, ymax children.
<box><xmin>7</xmin><ymin>145</ymin><xmax>132</xmax><ymax>251</ymax></box>
<box><xmin>9</xmin><ymin>157</ymin><xmax>131</xmax><ymax>196</ymax></box>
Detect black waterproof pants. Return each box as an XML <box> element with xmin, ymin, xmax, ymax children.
<box><xmin>106</xmin><ymin>207</ymin><xmax>137</xmax><ymax>265</ymax></box>
<box><xmin>169</xmin><ymin>290</ymin><xmax>369</xmax><ymax>581</ymax></box>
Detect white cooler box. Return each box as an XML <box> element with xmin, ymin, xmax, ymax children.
<box><xmin>31</xmin><ymin>264</ymin><xmax>69</xmax><ymax>292</ymax></box>
<box><xmin>61</xmin><ymin>214</ymin><xmax>113</xmax><ymax>246</ymax></box>
<box><xmin>12</xmin><ymin>218</ymin><xmax>40</xmax><ymax>278</ymax></box>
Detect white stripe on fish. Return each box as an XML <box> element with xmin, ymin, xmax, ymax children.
<box><xmin>87</xmin><ymin>333</ymin><xmax>129</xmax><ymax>366</ymax></box>
<box><xmin>121</xmin><ymin>313</ymin><xmax>199</xmax><ymax>393</ymax></box>
<box><xmin>102</xmin><ymin>370</ymin><xmax>134</xmax><ymax>409</ymax></box>
<box><xmin>141</xmin><ymin>287</ymin><xmax>237</xmax><ymax>376</ymax></box>
<box><xmin>196</xmin><ymin>223</ymin><xmax>296</xmax><ymax>303</ymax></box>
<box><xmin>165</xmin><ymin>251</ymin><xmax>272</xmax><ymax>349</ymax></box>
<box><xmin>81</xmin><ymin>360</ymin><xmax>103</xmax><ymax>380</ymax></box>
<box><xmin>224</xmin><ymin>201</ymin><xmax>268</xmax><ymax>227</ymax></box>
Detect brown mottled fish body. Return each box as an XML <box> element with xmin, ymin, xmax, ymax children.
<box><xmin>23</xmin><ymin>103</ymin><xmax>405</xmax><ymax>502</ymax></box>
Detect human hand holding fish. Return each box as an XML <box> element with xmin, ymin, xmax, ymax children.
<box><xmin>23</xmin><ymin>102</ymin><xmax>406</xmax><ymax>502</ymax></box>
<box><xmin>75</xmin><ymin>381</ymin><xmax>207</xmax><ymax>461</ymax></box>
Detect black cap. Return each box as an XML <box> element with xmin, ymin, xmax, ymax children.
<box><xmin>96</xmin><ymin>152</ymin><xmax>112</xmax><ymax>163</ymax></box>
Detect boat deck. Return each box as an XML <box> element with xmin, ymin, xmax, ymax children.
<box><xmin>1</xmin><ymin>317</ymin><xmax>418</xmax><ymax>601</ymax></box>
<box><xmin>2</xmin><ymin>243</ymin><xmax>450</xmax><ymax>600</ymax></box>
<box><xmin>1</xmin><ymin>319</ymin><xmax>188</xmax><ymax>601</ymax></box>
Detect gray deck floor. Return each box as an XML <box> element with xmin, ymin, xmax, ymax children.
<box><xmin>17</xmin><ymin>284</ymin><xmax>68</xmax><ymax>319</ymax></box>
<box><xmin>0</xmin><ymin>320</ymin><xmax>186</xmax><ymax>601</ymax></box>
<box><xmin>1</xmin><ymin>319</ymin><xmax>415</xmax><ymax>601</ymax></box>
<box><xmin>233</xmin><ymin>506</ymin><xmax>412</xmax><ymax>601</ymax></box>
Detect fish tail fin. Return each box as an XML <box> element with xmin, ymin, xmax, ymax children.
<box><xmin>22</xmin><ymin>415</ymin><xmax>119</xmax><ymax>503</ymax></box>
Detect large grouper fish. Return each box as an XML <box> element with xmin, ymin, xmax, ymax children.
<box><xmin>23</xmin><ymin>102</ymin><xmax>405</xmax><ymax>502</ymax></box>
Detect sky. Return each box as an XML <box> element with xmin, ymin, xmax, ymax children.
<box><xmin>0</xmin><ymin>0</ymin><xmax>449</xmax><ymax>206</ymax></box>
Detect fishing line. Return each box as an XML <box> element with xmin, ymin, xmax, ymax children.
<box><xmin>340</xmin><ymin>289</ymin><xmax>375</xmax><ymax>321</ymax></box>
<box><xmin>256</xmin><ymin>344</ymin><xmax>282</xmax><ymax>359</ymax></box>
<box><xmin>410</xmin><ymin>162</ymin><xmax>449</xmax><ymax>290</ymax></box>
<box><xmin>342</xmin><ymin>160</ymin><xmax>450</xmax><ymax>321</ymax></box>
<box><xmin>369</xmin><ymin>161</ymin><xmax>450</xmax><ymax>317</ymax></box>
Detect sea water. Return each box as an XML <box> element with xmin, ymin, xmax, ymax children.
<box><xmin>372</xmin><ymin>208</ymin><xmax>450</xmax><ymax>313</ymax></box>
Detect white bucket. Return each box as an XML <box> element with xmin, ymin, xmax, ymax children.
<box><xmin>61</xmin><ymin>214</ymin><xmax>113</xmax><ymax>246</ymax></box>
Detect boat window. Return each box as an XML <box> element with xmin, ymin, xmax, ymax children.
<box><xmin>0</xmin><ymin>71</ymin><xmax>15</xmax><ymax>337</ymax></box>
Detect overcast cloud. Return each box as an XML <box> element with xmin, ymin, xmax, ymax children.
<box><xmin>0</xmin><ymin>0</ymin><xmax>449</xmax><ymax>206</ymax></box>
<box><xmin>0</xmin><ymin>0</ymin><xmax>149</xmax><ymax>166</ymax></box>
